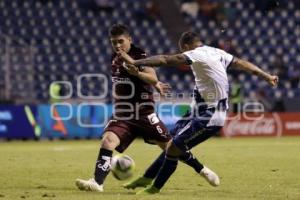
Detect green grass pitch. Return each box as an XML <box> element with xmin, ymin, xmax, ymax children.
<box><xmin>0</xmin><ymin>137</ymin><xmax>299</xmax><ymax>200</ymax></box>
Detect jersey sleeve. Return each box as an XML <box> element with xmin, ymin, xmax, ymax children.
<box><xmin>183</xmin><ymin>50</ymin><xmax>197</xmax><ymax>64</ymax></box>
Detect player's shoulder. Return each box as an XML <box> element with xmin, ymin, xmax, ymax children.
<box><xmin>202</xmin><ymin>45</ymin><xmax>231</xmax><ymax>56</ymax></box>
<box><xmin>200</xmin><ymin>45</ymin><xmax>217</xmax><ymax>52</ymax></box>
<box><xmin>184</xmin><ymin>45</ymin><xmax>207</xmax><ymax>57</ymax></box>
<box><xmin>186</xmin><ymin>45</ymin><xmax>209</xmax><ymax>53</ymax></box>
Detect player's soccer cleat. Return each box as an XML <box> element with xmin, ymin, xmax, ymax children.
<box><xmin>136</xmin><ymin>185</ymin><xmax>160</xmax><ymax>195</ymax></box>
<box><xmin>123</xmin><ymin>176</ymin><xmax>153</xmax><ymax>189</ymax></box>
<box><xmin>200</xmin><ymin>166</ymin><xmax>220</xmax><ymax>186</ymax></box>
<box><xmin>75</xmin><ymin>178</ymin><xmax>103</xmax><ymax>192</ymax></box>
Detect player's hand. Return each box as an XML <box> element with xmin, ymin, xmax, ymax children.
<box><xmin>154</xmin><ymin>81</ymin><xmax>172</xmax><ymax>95</ymax></box>
<box><xmin>123</xmin><ymin>62</ymin><xmax>139</xmax><ymax>76</ymax></box>
<box><xmin>118</xmin><ymin>49</ymin><xmax>135</xmax><ymax>65</ymax></box>
<box><xmin>267</xmin><ymin>75</ymin><xmax>279</xmax><ymax>87</ymax></box>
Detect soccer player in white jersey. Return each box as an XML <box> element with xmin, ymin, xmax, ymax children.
<box><xmin>119</xmin><ymin>31</ymin><xmax>278</xmax><ymax>194</ymax></box>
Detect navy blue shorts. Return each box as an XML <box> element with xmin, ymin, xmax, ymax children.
<box><xmin>170</xmin><ymin>109</ymin><xmax>222</xmax><ymax>152</ymax></box>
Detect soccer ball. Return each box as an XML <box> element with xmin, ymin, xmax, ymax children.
<box><xmin>110</xmin><ymin>154</ymin><xmax>135</xmax><ymax>180</ymax></box>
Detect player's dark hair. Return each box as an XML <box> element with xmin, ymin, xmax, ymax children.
<box><xmin>109</xmin><ymin>24</ymin><xmax>130</xmax><ymax>37</ymax></box>
<box><xmin>179</xmin><ymin>31</ymin><xmax>200</xmax><ymax>47</ymax></box>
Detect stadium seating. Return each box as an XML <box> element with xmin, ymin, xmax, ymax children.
<box><xmin>0</xmin><ymin>0</ymin><xmax>299</xmax><ymax>103</ymax></box>
<box><xmin>181</xmin><ymin>0</ymin><xmax>299</xmax><ymax>101</ymax></box>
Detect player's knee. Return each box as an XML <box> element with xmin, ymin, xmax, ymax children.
<box><xmin>156</xmin><ymin>141</ymin><xmax>168</xmax><ymax>150</ymax></box>
<box><xmin>101</xmin><ymin>132</ymin><xmax>120</xmax><ymax>150</ymax></box>
<box><xmin>166</xmin><ymin>141</ymin><xmax>182</xmax><ymax>157</ymax></box>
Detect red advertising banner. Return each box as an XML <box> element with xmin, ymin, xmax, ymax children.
<box><xmin>222</xmin><ymin>113</ymin><xmax>300</xmax><ymax>137</ymax></box>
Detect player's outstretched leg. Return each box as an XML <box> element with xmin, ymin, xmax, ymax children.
<box><xmin>180</xmin><ymin>150</ymin><xmax>204</xmax><ymax>173</ymax></box>
<box><xmin>200</xmin><ymin>166</ymin><xmax>220</xmax><ymax>186</ymax></box>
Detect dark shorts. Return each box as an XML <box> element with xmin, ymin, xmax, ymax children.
<box><xmin>171</xmin><ymin>109</ymin><xmax>222</xmax><ymax>152</ymax></box>
<box><xmin>104</xmin><ymin>113</ymin><xmax>171</xmax><ymax>153</ymax></box>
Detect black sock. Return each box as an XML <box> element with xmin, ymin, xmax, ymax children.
<box><xmin>153</xmin><ymin>155</ymin><xmax>178</xmax><ymax>189</ymax></box>
<box><xmin>143</xmin><ymin>151</ymin><xmax>165</xmax><ymax>179</ymax></box>
<box><xmin>94</xmin><ymin>148</ymin><xmax>113</xmax><ymax>185</ymax></box>
<box><xmin>179</xmin><ymin>151</ymin><xmax>204</xmax><ymax>173</ymax></box>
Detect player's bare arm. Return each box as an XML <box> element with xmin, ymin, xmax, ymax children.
<box><xmin>138</xmin><ymin>67</ymin><xmax>171</xmax><ymax>95</ymax></box>
<box><xmin>123</xmin><ymin>63</ymin><xmax>158</xmax><ymax>85</ymax></box>
<box><xmin>135</xmin><ymin>54</ymin><xmax>189</xmax><ymax>67</ymax></box>
<box><xmin>119</xmin><ymin>50</ymin><xmax>189</xmax><ymax>67</ymax></box>
<box><xmin>123</xmin><ymin>63</ymin><xmax>171</xmax><ymax>95</ymax></box>
<box><xmin>154</xmin><ymin>81</ymin><xmax>171</xmax><ymax>95</ymax></box>
<box><xmin>232</xmin><ymin>57</ymin><xmax>279</xmax><ymax>86</ymax></box>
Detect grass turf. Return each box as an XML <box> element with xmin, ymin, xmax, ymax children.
<box><xmin>0</xmin><ymin>137</ymin><xmax>299</xmax><ymax>200</ymax></box>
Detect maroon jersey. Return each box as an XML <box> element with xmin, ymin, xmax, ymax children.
<box><xmin>111</xmin><ymin>45</ymin><xmax>154</xmax><ymax>118</ymax></box>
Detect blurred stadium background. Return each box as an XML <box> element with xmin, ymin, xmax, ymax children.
<box><xmin>0</xmin><ymin>0</ymin><xmax>299</xmax><ymax>139</ymax></box>
<box><xmin>0</xmin><ymin>0</ymin><xmax>300</xmax><ymax>199</ymax></box>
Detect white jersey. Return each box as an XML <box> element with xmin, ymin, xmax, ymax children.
<box><xmin>183</xmin><ymin>45</ymin><xmax>233</xmax><ymax>126</ymax></box>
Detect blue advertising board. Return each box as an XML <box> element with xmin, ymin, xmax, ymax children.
<box><xmin>37</xmin><ymin>104</ymin><xmax>113</xmax><ymax>139</ymax></box>
<box><xmin>0</xmin><ymin>103</ymin><xmax>188</xmax><ymax>139</ymax></box>
<box><xmin>0</xmin><ymin>105</ymin><xmax>36</xmax><ymax>139</ymax></box>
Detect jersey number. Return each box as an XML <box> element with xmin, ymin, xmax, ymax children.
<box><xmin>156</xmin><ymin>125</ymin><xmax>163</xmax><ymax>134</ymax></box>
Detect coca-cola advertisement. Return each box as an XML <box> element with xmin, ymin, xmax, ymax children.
<box><xmin>222</xmin><ymin>113</ymin><xmax>300</xmax><ymax>137</ymax></box>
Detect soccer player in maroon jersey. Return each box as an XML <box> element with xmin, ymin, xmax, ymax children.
<box><xmin>75</xmin><ymin>24</ymin><xmax>207</xmax><ymax>192</ymax></box>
